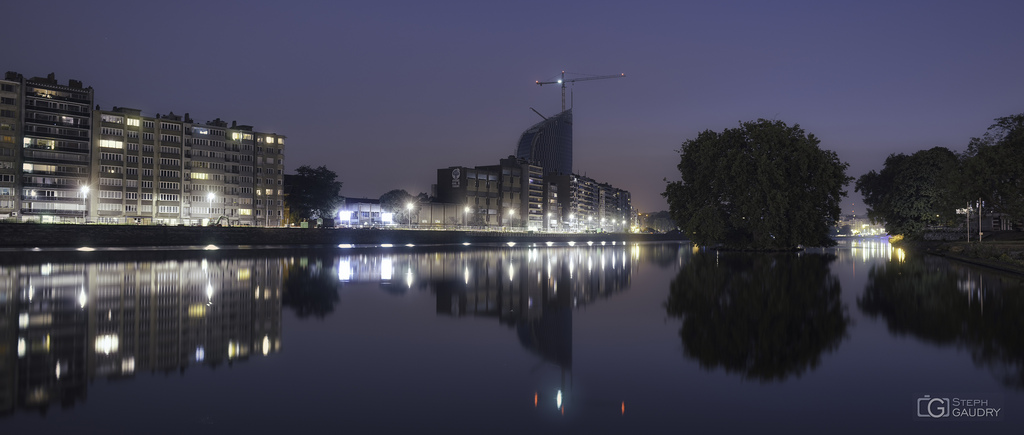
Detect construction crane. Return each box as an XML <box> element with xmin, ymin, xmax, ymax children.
<box><xmin>536</xmin><ymin>71</ymin><xmax>625</xmax><ymax>111</ymax></box>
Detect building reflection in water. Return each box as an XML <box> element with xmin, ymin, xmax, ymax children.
<box><xmin>332</xmin><ymin>242</ymin><xmax>684</xmax><ymax>415</ymax></box>
<box><xmin>0</xmin><ymin>258</ymin><xmax>283</xmax><ymax>416</ymax></box>
<box><xmin>336</xmin><ymin>245</ymin><xmax>645</xmax><ymax>365</ymax></box>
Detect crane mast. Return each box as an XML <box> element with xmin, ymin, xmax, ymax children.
<box><xmin>536</xmin><ymin>71</ymin><xmax>625</xmax><ymax>111</ymax></box>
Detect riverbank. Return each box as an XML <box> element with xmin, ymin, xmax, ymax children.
<box><xmin>895</xmin><ymin>231</ymin><xmax>1024</xmax><ymax>275</ymax></box>
<box><xmin>0</xmin><ymin>222</ymin><xmax>686</xmax><ymax>249</ymax></box>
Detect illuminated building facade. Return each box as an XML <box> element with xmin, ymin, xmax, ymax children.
<box><xmin>0</xmin><ymin>74</ymin><xmax>19</xmax><ymax>218</ymax></box>
<box><xmin>1</xmin><ymin>71</ymin><xmax>285</xmax><ymax>226</ymax></box>
<box><xmin>549</xmin><ymin>174</ymin><xmax>631</xmax><ymax>232</ymax></box>
<box><xmin>3</xmin><ymin>72</ymin><xmax>94</xmax><ymax>222</ymax></box>
<box><xmin>436</xmin><ymin>156</ymin><xmax>552</xmax><ymax>230</ymax></box>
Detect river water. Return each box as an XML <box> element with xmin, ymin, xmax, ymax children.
<box><xmin>0</xmin><ymin>238</ymin><xmax>1021</xmax><ymax>433</ymax></box>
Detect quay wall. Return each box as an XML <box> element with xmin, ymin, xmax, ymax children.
<box><xmin>0</xmin><ymin>223</ymin><xmax>685</xmax><ymax>248</ymax></box>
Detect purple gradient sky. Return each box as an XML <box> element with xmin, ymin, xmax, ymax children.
<box><xmin>4</xmin><ymin>0</ymin><xmax>1023</xmax><ymax>213</ymax></box>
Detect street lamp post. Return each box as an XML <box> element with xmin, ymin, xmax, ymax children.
<box><xmin>80</xmin><ymin>186</ymin><xmax>89</xmax><ymax>223</ymax></box>
<box><xmin>207</xmin><ymin>192</ymin><xmax>216</xmax><ymax>225</ymax></box>
<box><xmin>464</xmin><ymin>205</ymin><xmax>470</xmax><ymax>229</ymax></box>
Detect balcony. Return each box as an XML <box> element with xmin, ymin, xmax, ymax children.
<box><xmin>28</xmin><ymin>92</ymin><xmax>90</xmax><ymax>105</ymax></box>
<box><xmin>24</xmin><ymin>103</ymin><xmax>88</xmax><ymax>117</ymax></box>
<box><xmin>21</xmin><ymin>207</ymin><xmax>81</xmax><ymax>216</ymax></box>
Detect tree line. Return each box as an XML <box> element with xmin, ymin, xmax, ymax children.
<box><xmin>855</xmin><ymin>113</ymin><xmax>1024</xmax><ymax>238</ymax></box>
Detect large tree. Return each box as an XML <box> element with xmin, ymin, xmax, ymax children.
<box><xmin>962</xmin><ymin>114</ymin><xmax>1024</xmax><ymax>223</ymax></box>
<box><xmin>663</xmin><ymin>119</ymin><xmax>851</xmax><ymax>249</ymax></box>
<box><xmin>378</xmin><ymin>189</ymin><xmax>414</xmax><ymax>223</ymax></box>
<box><xmin>854</xmin><ymin>147</ymin><xmax>962</xmax><ymax>237</ymax></box>
<box><xmin>285</xmin><ymin>165</ymin><xmax>343</xmax><ymax>221</ymax></box>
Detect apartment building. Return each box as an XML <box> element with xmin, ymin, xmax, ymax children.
<box><xmin>2</xmin><ymin>71</ymin><xmax>286</xmax><ymax>226</ymax></box>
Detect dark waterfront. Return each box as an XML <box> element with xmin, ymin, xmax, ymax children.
<box><xmin>1</xmin><ymin>239</ymin><xmax>1022</xmax><ymax>433</ymax></box>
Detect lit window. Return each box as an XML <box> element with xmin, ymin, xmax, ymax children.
<box><xmin>99</xmin><ymin>139</ymin><xmax>124</xmax><ymax>149</ymax></box>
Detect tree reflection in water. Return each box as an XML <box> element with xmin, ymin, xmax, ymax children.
<box><xmin>859</xmin><ymin>255</ymin><xmax>1024</xmax><ymax>389</ymax></box>
<box><xmin>283</xmin><ymin>256</ymin><xmax>341</xmax><ymax>319</ymax></box>
<box><xmin>665</xmin><ymin>252</ymin><xmax>849</xmax><ymax>382</ymax></box>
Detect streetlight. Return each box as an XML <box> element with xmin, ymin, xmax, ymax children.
<box><xmin>464</xmin><ymin>205</ymin><xmax>470</xmax><ymax>229</ymax></box>
<box><xmin>207</xmin><ymin>192</ymin><xmax>216</xmax><ymax>225</ymax></box>
<box><xmin>80</xmin><ymin>186</ymin><xmax>89</xmax><ymax>223</ymax></box>
<box><xmin>508</xmin><ymin>208</ymin><xmax>516</xmax><ymax>230</ymax></box>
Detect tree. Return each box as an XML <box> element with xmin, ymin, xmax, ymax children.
<box><xmin>286</xmin><ymin>165</ymin><xmax>343</xmax><ymax>221</ymax></box>
<box><xmin>962</xmin><ymin>114</ymin><xmax>1024</xmax><ymax>224</ymax></box>
<box><xmin>379</xmin><ymin>189</ymin><xmax>414</xmax><ymax>223</ymax></box>
<box><xmin>663</xmin><ymin>119</ymin><xmax>851</xmax><ymax>249</ymax></box>
<box><xmin>855</xmin><ymin>147</ymin><xmax>962</xmax><ymax>237</ymax></box>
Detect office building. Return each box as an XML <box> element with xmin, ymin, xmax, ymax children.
<box><xmin>515</xmin><ymin>109</ymin><xmax>572</xmax><ymax>176</ymax></box>
<box><xmin>437</xmin><ymin>156</ymin><xmax>555</xmax><ymax>230</ymax></box>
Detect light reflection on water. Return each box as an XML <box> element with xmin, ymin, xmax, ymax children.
<box><xmin>0</xmin><ymin>240</ymin><xmax>1022</xmax><ymax>433</ymax></box>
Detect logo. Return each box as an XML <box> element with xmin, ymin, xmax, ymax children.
<box><xmin>917</xmin><ymin>396</ymin><xmax>949</xmax><ymax>418</ymax></box>
<box><xmin>916</xmin><ymin>395</ymin><xmax>1002</xmax><ymax>420</ymax></box>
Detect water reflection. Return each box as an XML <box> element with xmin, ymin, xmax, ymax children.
<box><xmin>0</xmin><ymin>258</ymin><xmax>282</xmax><ymax>416</ymax></box>
<box><xmin>859</xmin><ymin>255</ymin><xmax>1024</xmax><ymax>389</ymax></box>
<box><xmin>326</xmin><ymin>243</ymin><xmax>683</xmax><ymax>415</ymax></box>
<box><xmin>283</xmin><ymin>257</ymin><xmax>341</xmax><ymax>318</ymax></box>
<box><xmin>665</xmin><ymin>252</ymin><xmax>850</xmax><ymax>382</ymax></box>
<box><xmin>331</xmin><ymin>245</ymin><xmax>656</xmax><ymax>369</ymax></box>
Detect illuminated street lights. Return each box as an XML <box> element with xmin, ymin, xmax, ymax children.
<box><xmin>80</xmin><ymin>186</ymin><xmax>89</xmax><ymax>223</ymax></box>
<box><xmin>207</xmin><ymin>192</ymin><xmax>216</xmax><ymax>225</ymax></box>
<box><xmin>508</xmin><ymin>208</ymin><xmax>516</xmax><ymax>231</ymax></box>
<box><xmin>406</xmin><ymin>202</ymin><xmax>415</xmax><ymax>229</ymax></box>
<box><xmin>464</xmin><ymin>205</ymin><xmax>470</xmax><ymax>229</ymax></box>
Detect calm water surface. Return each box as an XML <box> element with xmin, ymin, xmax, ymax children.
<box><xmin>1</xmin><ymin>239</ymin><xmax>1022</xmax><ymax>434</ymax></box>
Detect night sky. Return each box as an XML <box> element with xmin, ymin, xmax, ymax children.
<box><xmin>4</xmin><ymin>0</ymin><xmax>1023</xmax><ymax>213</ymax></box>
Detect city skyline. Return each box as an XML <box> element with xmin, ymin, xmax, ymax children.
<box><xmin>3</xmin><ymin>1</ymin><xmax>1023</xmax><ymax>212</ymax></box>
